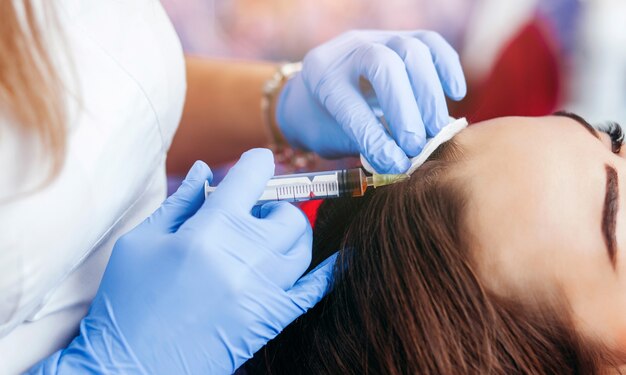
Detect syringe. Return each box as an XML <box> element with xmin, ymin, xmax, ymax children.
<box><xmin>204</xmin><ymin>168</ymin><xmax>408</xmax><ymax>205</ymax></box>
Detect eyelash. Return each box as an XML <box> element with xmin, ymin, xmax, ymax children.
<box><xmin>598</xmin><ymin>122</ymin><xmax>624</xmax><ymax>153</ymax></box>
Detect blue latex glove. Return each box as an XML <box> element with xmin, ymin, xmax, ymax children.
<box><xmin>277</xmin><ymin>30</ymin><xmax>467</xmax><ymax>174</ymax></box>
<box><xmin>29</xmin><ymin>149</ymin><xmax>336</xmax><ymax>375</ymax></box>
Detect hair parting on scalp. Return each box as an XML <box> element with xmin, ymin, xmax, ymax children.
<box><xmin>246</xmin><ymin>138</ymin><xmax>619</xmax><ymax>374</ymax></box>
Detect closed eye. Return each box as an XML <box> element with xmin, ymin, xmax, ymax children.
<box><xmin>553</xmin><ymin>111</ymin><xmax>624</xmax><ymax>154</ymax></box>
<box><xmin>597</xmin><ymin>122</ymin><xmax>624</xmax><ymax>154</ymax></box>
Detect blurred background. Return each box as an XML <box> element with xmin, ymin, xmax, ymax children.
<box><xmin>162</xmin><ymin>0</ymin><xmax>626</xmax><ymax>186</ymax></box>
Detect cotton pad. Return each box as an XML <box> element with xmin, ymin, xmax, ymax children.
<box><xmin>360</xmin><ymin>117</ymin><xmax>469</xmax><ymax>176</ymax></box>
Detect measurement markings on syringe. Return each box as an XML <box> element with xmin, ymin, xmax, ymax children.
<box><xmin>312</xmin><ymin>182</ymin><xmax>337</xmax><ymax>197</ymax></box>
<box><xmin>259</xmin><ymin>174</ymin><xmax>342</xmax><ymax>202</ymax></box>
<box><xmin>273</xmin><ymin>183</ymin><xmax>318</xmax><ymax>201</ymax></box>
<box><xmin>205</xmin><ymin>169</ymin><xmax>372</xmax><ymax>204</ymax></box>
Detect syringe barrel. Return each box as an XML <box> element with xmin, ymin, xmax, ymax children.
<box><xmin>204</xmin><ymin>168</ymin><xmax>367</xmax><ymax>205</ymax></box>
<box><xmin>337</xmin><ymin>168</ymin><xmax>368</xmax><ymax>197</ymax></box>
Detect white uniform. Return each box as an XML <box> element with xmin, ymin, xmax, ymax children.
<box><xmin>0</xmin><ymin>1</ymin><xmax>185</xmax><ymax>373</ymax></box>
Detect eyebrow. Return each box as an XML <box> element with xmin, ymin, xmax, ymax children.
<box><xmin>553</xmin><ymin>111</ymin><xmax>600</xmax><ymax>139</ymax></box>
<box><xmin>603</xmin><ymin>165</ymin><xmax>619</xmax><ymax>270</ymax></box>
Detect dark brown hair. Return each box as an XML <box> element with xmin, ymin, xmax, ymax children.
<box><xmin>246</xmin><ymin>140</ymin><xmax>615</xmax><ymax>374</ymax></box>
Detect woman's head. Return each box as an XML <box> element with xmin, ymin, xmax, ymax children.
<box><xmin>458</xmin><ymin>112</ymin><xmax>626</xmax><ymax>353</ymax></box>
<box><xmin>248</xmin><ymin>113</ymin><xmax>625</xmax><ymax>374</ymax></box>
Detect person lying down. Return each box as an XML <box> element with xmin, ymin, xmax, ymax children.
<box><xmin>244</xmin><ymin>111</ymin><xmax>626</xmax><ymax>375</ymax></box>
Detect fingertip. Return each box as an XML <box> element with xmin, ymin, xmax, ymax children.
<box><xmin>371</xmin><ymin>153</ymin><xmax>412</xmax><ymax>175</ymax></box>
<box><xmin>415</xmin><ymin>31</ymin><xmax>467</xmax><ymax>102</ymax></box>
<box><xmin>448</xmin><ymin>77</ymin><xmax>467</xmax><ymax>101</ymax></box>
<box><xmin>246</xmin><ymin>147</ymin><xmax>274</xmax><ymax>156</ymax></box>
<box><xmin>383</xmin><ymin>142</ymin><xmax>413</xmax><ymax>174</ymax></box>
<box><xmin>242</xmin><ymin>148</ymin><xmax>275</xmax><ymax>165</ymax></box>
<box><xmin>250</xmin><ymin>205</ymin><xmax>262</xmax><ymax>218</ymax></box>
<box><xmin>288</xmin><ymin>252</ymin><xmax>339</xmax><ymax>309</ymax></box>
<box><xmin>174</xmin><ymin>161</ymin><xmax>212</xmax><ymax>199</ymax></box>
<box><xmin>397</xmin><ymin>130</ymin><xmax>426</xmax><ymax>158</ymax></box>
<box><xmin>238</xmin><ymin>148</ymin><xmax>276</xmax><ymax>179</ymax></box>
<box><xmin>257</xmin><ymin>201</ymin><xmax>282</xmax><ymax>219</ymax></box>
<box><xmin>186</xmin><ymin>160</ymin><xmax>212</xmax><ymax>182</ymax></box>
<box><xmin>426</xmin><ymin>109</ymin><xmax>453</xmax><ymax>138</ymax></box>
<box><xmin>393</xmin><ymin>157</ymin><xmax>412</xmax><ymax>174</ymax></box>
<box><xmin>311</xmin><ymin>251</ymin><xmax>338</xmax><ymax>275</ymax></box>
<box><xmin>193</xmin><ymin>159</ymin><xmax>209</xmax><ymax>170</ymax></box>
<box><xmin>443</xmin><ymin>63</ymin><xmax>467</xmax><ymax>101</ymax></box>
<box><xmin>154</xmin><ymin>162</ymin><xmax>210</xmax><ymax>232</ymax></box>
<box><xmin>204</xmin><ymin>149</ymin><xmax>276</xmax><ymax>212</ymax></box>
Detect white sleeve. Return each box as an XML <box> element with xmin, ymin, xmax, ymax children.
<box><xmin>0</xmin><ymin>229</ymin><xmax>23</xmax><ymax>335</ymax></box>
<box><xmin>0</xmin><ymin>117</ymin><xmax>43</xmax><ymax>336</ymax></box>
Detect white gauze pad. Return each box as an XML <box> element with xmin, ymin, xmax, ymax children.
<box><xmin>360</xmin><ymin>117</ymin><xmax>468</xmax><ymax>176</ymax></box>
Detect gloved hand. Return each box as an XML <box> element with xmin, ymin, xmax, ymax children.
<box><xmin>277</xmin><ymin>30</ymin><xmax>467</xmax><ymax>174</ymax></box>
<box><xmin>29</xmin><ymin>149</ymin><xmax>336</xmax><ymax>375</ymax></box>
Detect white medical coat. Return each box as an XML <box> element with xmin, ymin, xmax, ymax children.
<box><xmin>0</xmin><ymin>1</ymin><xmax>185</xmax><ymax>373</ymax></box>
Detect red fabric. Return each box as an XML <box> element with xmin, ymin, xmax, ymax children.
<box><xmin>451</xmin><ymin>19</ymin><xmax>562</xmax><ymax>122</ymax></box>
<box><xmin>298</xmin><ymin>199</ymin><xmax>324</xmax><ymax>228</ymax></box>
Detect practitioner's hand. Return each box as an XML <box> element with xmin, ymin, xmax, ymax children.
<box><xmin>28</xmin><ymin>149</ymin><xmax>336</xmax><ymax>375</ymax></box>
<box><xmin>277</xmin><ymin>30</ymin><xmax>466</xmax><ymax>174</ymax></box>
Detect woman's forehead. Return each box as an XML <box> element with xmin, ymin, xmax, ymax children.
<box><xmin>457</xmin><ymin>115</ymin><xmax>610</xmax><ymax>295</ymax></box>
<box><xmin>457</xmin><ymin>115</ymin><xmax>591</xmax><ymax>150</ymax></box>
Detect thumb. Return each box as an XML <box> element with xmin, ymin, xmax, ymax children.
<box><xmin>286</xmin><ymin>252</ymin><xmax>338</xmax><ymax>313</ymax></box>
<box><xmin>201</xmin><ymin>149</ymin><xmax>274</xmax><ymax>214</ymax></box>
<box><xmin>147</xmin><ymin>161</ymin><xmax>212</xmax><ymax>232</ymax></box>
